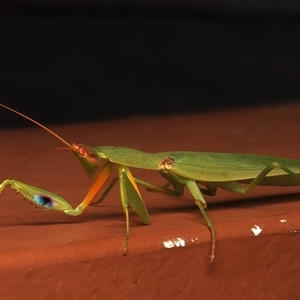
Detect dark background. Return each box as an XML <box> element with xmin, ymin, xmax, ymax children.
<box><xmin>1</xmin><ymin>2</ymin><xmax>300</xmax><ymax>126</ymax></box>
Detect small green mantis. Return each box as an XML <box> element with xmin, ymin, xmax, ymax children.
<box><xmin>1</xmin><ymin>104</ymin><xmax>300</xmax><ymax>261</ymax></box>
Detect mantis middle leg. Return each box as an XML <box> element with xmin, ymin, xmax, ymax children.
<box><xmin>90</xmin><ymin>176</ymin><xmax>182</xmax><ymax>207</ymax></box>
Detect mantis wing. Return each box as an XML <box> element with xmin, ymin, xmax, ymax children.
<box><xmin>165</xmin><ymin>152</ymin><xmax>300</xmax><ymax>183</ymax></box>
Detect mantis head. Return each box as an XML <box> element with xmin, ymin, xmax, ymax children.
<box><xmin>71</xmin><ymin>142</ymin><xmax>101</xmax><ymax>177</ymax></box>
<box><xmin>0</xmin><ymin>104</ymin><xmax>102</xmax><ymax>177</ymax></box>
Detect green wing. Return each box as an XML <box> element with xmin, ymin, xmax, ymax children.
<box><xmin>162</xmin><ymin>152</ymin><xmax>300</xmax><ymax>182</ymax></box>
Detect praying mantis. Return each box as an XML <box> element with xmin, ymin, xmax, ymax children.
<box><xmin>1</xmin><ymin>104</ymin><xmax>300</xmax><ymax>262</ymax></box>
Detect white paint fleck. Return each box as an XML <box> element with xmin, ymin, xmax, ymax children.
<box><xmin>163</xmin><ymin>237</ymin><xmax>186</xmax><ymax>249</ymax></box>
<box><xmin>191</xmin><ymin>237</ymin><xmax>199</xmax><ymax>243</ymax></box>
<box><xmin>251</xmin><ymin>224</ymin><xmax>263</xmax><ymax>236</ymax></box>
<box><xmin>279</xmin><ymin>219</ymin><xmax>287</xmax><ymax>223</ymax></box>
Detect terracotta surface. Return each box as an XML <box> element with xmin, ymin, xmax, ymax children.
<box><xmin>1</xmin><ymin>103</ymin><xmax>300</xmax><ymax>299</ymax></box>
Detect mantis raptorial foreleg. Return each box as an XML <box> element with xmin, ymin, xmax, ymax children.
<box><xmin>90</xmin><ymin>177</ymin><xmax>119</xmax><ymax>206</ymax></box>
<box><xmin>0</xmin><ymin>162</ymin><xmax>150</xmax><ymax>255</ymax></box>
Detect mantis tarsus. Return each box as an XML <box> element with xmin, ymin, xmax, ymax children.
<box><xmin>1</xmin><ymin>104</ymin><xmax>300</xmax><ymax>262</ymax></box>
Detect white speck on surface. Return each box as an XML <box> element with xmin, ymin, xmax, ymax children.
<box><xmin>163</xmin><ymin>238</ymin><xmax>186</xmax><ymax>249</ymax></box>
<box><xmin>191</xmin><ymin>237</ymin><xmax>198</xmax><ymax>243</ymax></box>
<box><xmin>251</xmin><ymin>224</ymin><xmax>263</xmax><ymax>236</ymax></box>
<box><xmin>279</xmin><ymin>219</ymin><xmax>287</xmax><ymax>223</ymax></box>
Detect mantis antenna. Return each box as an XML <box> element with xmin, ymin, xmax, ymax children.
<box><xmin>0</xmin><ymin>104</ymin><xmax>73</xmax><ymax>148</ymax></box>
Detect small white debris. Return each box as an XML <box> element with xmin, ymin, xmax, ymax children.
<box><xmin>251</xmin><ymin>224</ymin><xmax>263</xmax><ymax>236</ymax></box>
<box><xmin>279</xmin><ymin>219</ymin><xmax>287</xmax><ymax>223</ymax></box>
<box><xmin>191</xmin><ymin>237</ymin><xmax>198</xmax><ymax>243</ymax></box>
<box><xmin>163</xmin><ymin>237</ymin><xmax>186</xmax><ymax>249</ymax></box>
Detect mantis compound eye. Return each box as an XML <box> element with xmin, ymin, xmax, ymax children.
<box><xmin>72</xmin><ymin>142</ymin><xmax>101</xmax><ymax>177</ymax></box>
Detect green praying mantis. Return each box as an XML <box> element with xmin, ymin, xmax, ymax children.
<box><xmin>1</xmin><ymin>104</ymin><xmax>300</xmax><ymax>262</ymax></box>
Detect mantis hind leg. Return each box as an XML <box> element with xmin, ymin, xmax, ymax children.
<box><xmin>218</xmin><ymin>162</ymin><xmax>300</xmax><ymax>194</ymax></box>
